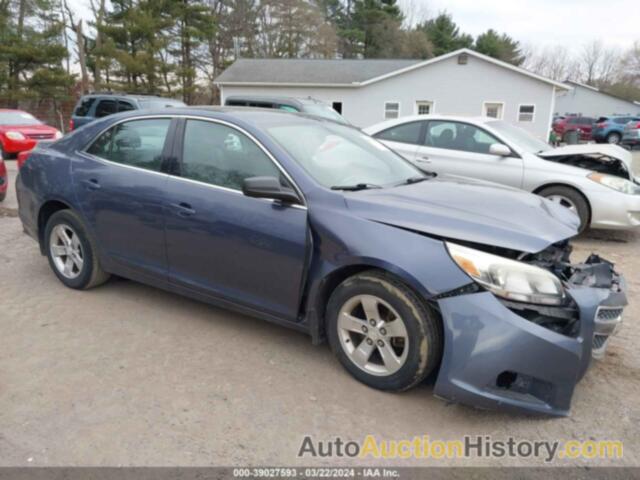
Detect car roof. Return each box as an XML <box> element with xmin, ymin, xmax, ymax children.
<box><xmin>225</xmin><ymin>95</ymin><xmax>326</xmax><ymax>107</ymax></box>
<box><xmin>82</xmin><ymin>93</ymin><xmax>177</xmax><ymax>101</ymax></box>
<box><xmin>363</xmin><ymin>114</ymin><xmax>496</xmax><ymax>133</ymax></box>
<box><xmin>101</xmin><ymin>105</ymin><xmax>354</xmax><ymax>132</ymax></box>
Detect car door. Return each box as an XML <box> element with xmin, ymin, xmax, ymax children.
<box><xmin>164</xmin><ymin>118</ymin><xmax>309</xmax><ymax>322</ymax></box>
<box><xmin>73</xmin><ymin>117</ymin><xmax>174</xmax><ymax>280</ymax></box>
<box><xmin>371</xmin><ymin>121</ymin><xmax>424</xmax><ymax>161</ymax></box>
<box><xmin>413</xmin><ymin>120</ymin><xmax>524</xmax><ymax>188</ymax></box>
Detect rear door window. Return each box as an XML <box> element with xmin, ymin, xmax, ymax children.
<box><xmin>374</xmin><ymin>122</ymin><xmax>423</xmax><ymax>145</ymax></box>
<box><xmin>95</xmin><ymin>99</ymin><xmax>118</xmax><ymax>118</ymax></box>
<box><xmin>86</xmin><ymin>118</ymin><xmax>171</xmax><ymax>172</ymax></box>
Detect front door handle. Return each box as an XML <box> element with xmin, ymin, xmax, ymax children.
<box><xmin>170</xmin><ymin>202</ymin><xmax>196</xmax><ymax>217</ymax></box>
<box><xmin>82</xmin><ymin>178</ymin><xmax>101</xmax><ymax>191</ymax></box>
<box><xmin>416</xmin><ymin>156</ymin><xmax>431</xmax><ymax>163</ymax></box>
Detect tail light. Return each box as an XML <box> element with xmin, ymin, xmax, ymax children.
<box><xmin>17</xmin><ymin>149</ymin><xmax>32</xmax><ymax>169</ymax></box>
<box><xmin>596</xmin><ymin>122</ymin><xmax>606</xmax><ymax>129</ymax></box>
<box><xmin>633</xmin><ymin>122</ymin><xmax>640</xmax><ymax>129</ymax></box>
<box><xmin>69</xmin><ymin>118</ymin><xmax>74</xmax><ymax>131</ymax></box>
<box><xmin>0</xmin><ymin>159</ymin><xmax>6</xmax><ymax>183</ymax></box>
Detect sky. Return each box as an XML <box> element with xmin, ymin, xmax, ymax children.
<box><xmin>68</xmin><ymin>0</ymin><xmax>638</xmax><ymax>53</ymax></box>
<box><xmin>400</xmin><ymin>0</ymin><xmax>639</xmax><ymax>52</ymax></box>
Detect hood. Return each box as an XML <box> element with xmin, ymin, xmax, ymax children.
<box><xmin>345</xmin><ymin>176</ymin><xmax>579</xmax><ymax>253</ymax></box>
<box><xmin>539</xmin><ymin>144</ymin><xmax>633</xmax><ymax>170</ymax></box>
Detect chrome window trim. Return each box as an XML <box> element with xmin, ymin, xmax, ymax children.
<box><xmin>80</xmin><ymin>114</ymin><xmax>308</xmax><ymax>209</ymax></box>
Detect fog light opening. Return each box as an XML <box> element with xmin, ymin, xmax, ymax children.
<box><xmin>496</xmin><ymin>371</ymin><xmax>517</xmax><ymax>389</ymax></box>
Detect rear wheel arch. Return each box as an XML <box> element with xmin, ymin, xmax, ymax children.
<box><xmin>37</xmin><ymin>200</ymin><xmax>72</xmax><ymax>253</ymax></box>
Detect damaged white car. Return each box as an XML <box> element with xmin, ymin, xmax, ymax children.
<box><xmin>365</xmin><ymin>115</ymin><xmax>640</xmax><ymax>232</ymax></box>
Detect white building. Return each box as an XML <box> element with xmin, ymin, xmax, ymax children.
<box><xmin>215</xmin><ymin>48</ymin><xmax>570</xmax><ymax>139</ymax></box>
<box><xmin>555</xmin><ymin>80</ymin><xmax>640</xmax><ymax>118</ymax></box>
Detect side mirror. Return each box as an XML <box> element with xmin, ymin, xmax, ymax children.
<box><xmin>242</xmin><ymin>176</ymin><xmax>301</xmax><ymax>204</ymax></box>
<box><xmin>489</xmin><ymin>143</ymin><xmax>511</xmax><ymax>157</ymax></box>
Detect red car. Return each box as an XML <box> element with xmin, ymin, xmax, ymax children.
<box><xmin>0</xmin><ymin>157</ymin><xmax>7</xmax><ymax>202</ymax></box>
<box><xmin>553</xmin><ymin>115</ymin><xmax>596</xmax><ymax>142</ymax></box>
<box><xmin>0</xmin><ymin>109</ymin><xmax>62</xmax><ymax>158</ymax></box>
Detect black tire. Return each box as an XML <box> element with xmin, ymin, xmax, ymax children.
<box><xmin>326</xmin><ymin>270</ymin><xmax>442</xmax><ymax>392</ymax></box>
<box><xmin>606</xmin><ymin>132</ymin><xmax>621</xmax><ymax>144</ymax></box>
<box><xmin>0</xmin><ymin>190</ymin><xmax>5</xmax><ymax>202</ymax></box>
<box><xmin>538</xmin><ymin>185</ymin><xmax>590</xmax><ymax>233</ymax></box>
<box><xmin>44</xmin><ymin>209</ymin><xmax>110</xmax><ymax>289</ymax></box>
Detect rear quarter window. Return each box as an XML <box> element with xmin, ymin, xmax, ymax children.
<box><xmin>74</xmin><ymin>98</ymin><xmax>96</xmax><ymax>117</ymax></box>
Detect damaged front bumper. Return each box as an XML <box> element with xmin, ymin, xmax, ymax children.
<box><xmin>433</xmin><ymin>250</ymin><xmax>626</xmax><ymax>416</ymax></box>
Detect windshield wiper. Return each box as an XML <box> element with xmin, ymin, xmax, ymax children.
<box><xmin>402</xmin><ymin>175</ymin><xmax>430</xmax><ymax>185</ymax></box>
<box><xmin>330</xmin><ymin>183</ymin><xmax>382</xmax><ymax>191</ymax></box>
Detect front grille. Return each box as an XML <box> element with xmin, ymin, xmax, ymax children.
<box><xmin>26</xmin><ymin>133</ymin><xmax>53</xmax><ymax>140</ymax></box>
<box><xmin>597</xmin><ymin>307</ymin><xmax>623</xmax><ymax>321</ymax></box>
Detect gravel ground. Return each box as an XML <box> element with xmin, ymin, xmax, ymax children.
<box><xmin>0</xmin><ymin>156</ymin><xmax>639</xmax><ymax>468</ymax></box>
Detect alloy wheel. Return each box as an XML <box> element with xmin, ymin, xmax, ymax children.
<box><xmin>337</xmin><ymin>294</ymin><xmax>409</xmax><ymax>376</ymax></box>
<box><xmin>49</xmin><ymin>224</ymin><xmax>84</xmax><ymax>279</ymax></box>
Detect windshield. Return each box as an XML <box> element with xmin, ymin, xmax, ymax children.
<box><xmin>0</xmin><ymin>111</ymin><xmax>42</xmax><ymax>126</ymax></box>
<box><xmin>267</xmin><ymin>121</ymin><xmax>423</xmax><ymax>189</ymax></box>
<box><xmin>487</xmin><ymin>120</ymin><xmax>551</xmax><ymax>154</ymax></box>
<box><xmin>302</xmin><ymin>104</ymin><xmax>349</xmax><ymax>125</ymax></box>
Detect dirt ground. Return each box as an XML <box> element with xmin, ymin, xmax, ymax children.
<box><xmin>0</xmin><ymin>157</ymin><xmax>639</xmax><ymax>468</ymax></box>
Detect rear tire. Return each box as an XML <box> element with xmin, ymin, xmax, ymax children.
<box><xmin>606</xmin><ymin>132</ymin><xmax>621</xmax><ymax>144</ymax></box>
<box><xmin>44</xmin><ymin>209</ymin><xmax>110</xmax><ymax>290</ymax></box>
<box><xmin>326</xmin><ymin>270</ymin><xmax>442</xmax><ymax>392</ymax></box>
<box><xmin>538</xmin><ymin>186</ymin><xmax>590</xmax><ymax>233</ymax></box>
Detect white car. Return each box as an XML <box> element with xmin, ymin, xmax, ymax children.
<box><xmin>364</xmin><ymin>115</ymin><xmax>640</xmax><ymax>231</ymax></box>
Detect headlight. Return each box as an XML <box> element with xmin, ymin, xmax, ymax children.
<box><xmin>446</xmin><ymin>242</ymin><xmax>566</xmax><ymax>305</ymax></box>
<box><xmin>54</xmin><ymin>130</ymin><xmax>63</xmax><ymax>139</ymax></box>
<box><xmin>5</xmin><ymin>131</ymin><xmax>26</xmax><ymax>140</ymax></box>
<box><xmin>588</xmin><ymin>172</ymin><xmax>639</xmax><ymax>194</ymax></box>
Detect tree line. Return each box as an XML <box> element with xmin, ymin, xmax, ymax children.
<box><xmin>0</xmin><ymin>0</ymin><xmax>638</xmax><ymax>110</ymax></box>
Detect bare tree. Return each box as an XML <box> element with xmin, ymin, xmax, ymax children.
<box><xmin>63</xmin><ymin>0</ymin><xmax>90</xmax><ymax>94</ymax></box>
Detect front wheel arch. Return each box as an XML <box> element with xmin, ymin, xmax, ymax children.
<box><xmin>312</xmin><ymin>264</ymin><xmax>439</xmax><ymax>344</ymax></box>
<box><xmin>533</xmin><ymin>183</ymin><xmax>591</xmax><ymax>231</ymax></box>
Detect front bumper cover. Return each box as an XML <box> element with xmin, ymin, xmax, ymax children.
<box><xmin>434</xmin><ymin>253</ymin><xmax>626</xmax><ymax>416</ymax></box>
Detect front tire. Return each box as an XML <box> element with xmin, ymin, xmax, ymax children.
<box><xmin>44</xmin><ymin>209</ymin><xmax>110</xmax><ymax>289</ymax></box>
<box><xmin>538</xmin><ymin>185</ymin><xmax>590</xmax><ymax>233</ymax></box>
<box><xmin>326</xmin><ymin>270</ymin><xmax>442</xmax><ymax>392</ymax></box>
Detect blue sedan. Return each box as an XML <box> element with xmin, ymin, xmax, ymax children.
<box><xmin>16</xmin><ymin>108</ymin><xmax>626</xmax><ymax>415</ymax></box>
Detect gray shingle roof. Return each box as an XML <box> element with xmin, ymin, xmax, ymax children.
<box><xmin>215</xmin><ymin>58</ymin><xmax>421</xmax><ymax>85</ymax></box>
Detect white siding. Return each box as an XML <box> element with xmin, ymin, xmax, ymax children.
<box><xmin>220</xmin><ymin>55</ymin><xmax>556</xmax><ymax>139</ymax></box>
<box><xmin>555</xmin><ymin>84</ymin><xmax>640</xmax><ymax>117</ymax></box>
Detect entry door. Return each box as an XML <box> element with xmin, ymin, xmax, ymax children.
<box><xmin>415</xmin><ymin>120</ymin><xmax>523</xmax><ymax>188</ymax></box>
<box><xmin>164</xmin><ymin>119</ymin><xmax>308</xmax><ymax>321</ymax></box>
<box><xmin>73</xmin><ymin>118</ymin><xmax>173</xmax><ymax>278</ymax></box>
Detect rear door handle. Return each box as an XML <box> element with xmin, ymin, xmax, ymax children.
<box><xmin>416</xmin><ymin>156</ymin><xmax>431</xmax><ymax>163</ymax></box>
<box><xmin>82</xmin><ymin>178</ymin><xmax>101</xmax><ymax>191</ymax></box>
<box><xmin>170</xmin><ymin>202</ymin><xmax>196</xmax><ymax>217</ymax></box>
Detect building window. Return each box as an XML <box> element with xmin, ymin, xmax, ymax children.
<box><xmin>332</xmin><ymin>102</ymin><xmax>343</xmax><ymax>114</ymax></box>
<box><xmin>384</xmin><ymin>102</ymin><xmax>400</xmax><ymax>120</ymax></box>
<box><xmin>518</xmin><ymin>105</ymin><xmax>535</xmax><ymax>122</ymax></box>
<box><xmin>415</xmin><ymin>101</ymin><xmax>433</xmax><ymax>115</ymax></box>
<box><xmin>483</xmin><ymin>102</ymin><xmax>504</xmax><ymax>119</ymax></box>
